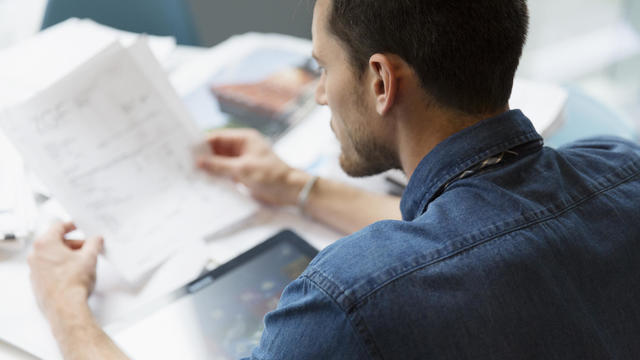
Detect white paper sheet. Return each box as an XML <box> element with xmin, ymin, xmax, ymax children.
<box><xmin>0</xmin><ymin>40</ymin><xmax>257</xmax><ymax>282</ymax></box>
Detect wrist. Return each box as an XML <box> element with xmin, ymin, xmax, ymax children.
<box><xmin>45</xmin><ymin>287</ymin><xmax>90</xmax><ymax>323</ymax></box>
<box><xmin>297</xmin><ymin>175</ymin><xmax>319</xmax><ymax>216</ymax></box>
<box><xmin>48</xmin><ymin>299</ymin><xmax>101</xmax><ymax>357</ymax></box>
<box><xmin>284</xmin><ymin>169</ymin><xmax>313</xmax><ymax>206</ymax></box>
<box><xmin>48</xmin><ymin>296</ymin><xmax>94</xmax><ymax>340</ymax></box>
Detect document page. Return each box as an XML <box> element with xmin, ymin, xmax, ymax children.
<box><xmin>0</xmin><ymin>41</ymin><xmax>257</xmax><ymax>282</ymax></box>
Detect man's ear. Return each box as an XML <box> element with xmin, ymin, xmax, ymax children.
<box><xmin>369</xmin><ymin>54</ymin><xmax>398</xmax><ymax>116</ymax></box>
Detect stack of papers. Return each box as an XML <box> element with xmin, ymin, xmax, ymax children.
<box><xmin>0</xmin><ymin>131</ymin><xmax>36</xmax><ymax>252</ymax></box>
<box><xmin>0</xmin><ymin>21</ymin><xmax>257</xmax><ymax>282</ymax></box>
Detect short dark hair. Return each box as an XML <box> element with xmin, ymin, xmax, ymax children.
<box><xmin>327</xmin><ymin>0</ymin><xmax>529</xmax><ymax>115</ymax></box>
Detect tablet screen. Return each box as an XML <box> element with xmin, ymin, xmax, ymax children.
<box><xmin>111</xmin><ymin>230</ymin><xmax>317</xmax><ymax>359</ymax></box>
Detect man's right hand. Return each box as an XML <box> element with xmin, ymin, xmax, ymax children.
<box><xmin>197</xmin><ymin>128</ymin><xmax>311</xmax><ymax>206</ymax></box>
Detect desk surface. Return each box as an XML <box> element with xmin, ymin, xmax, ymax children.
<box><xmin>0</xmin><ymin>114</ymin><xmax>348</xmax><ymax>360</ymax></box>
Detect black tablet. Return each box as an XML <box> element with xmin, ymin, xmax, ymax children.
<box><xmin>111</xmin><ymin>229</ymin><xmax>319</xmax><ymax>359</ymax></box>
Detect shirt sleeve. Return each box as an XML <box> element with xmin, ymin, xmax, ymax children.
<box><xmin>241</xmin><ymin>276</ymin><xmax>370</xmax><ymax>360</ymax></box>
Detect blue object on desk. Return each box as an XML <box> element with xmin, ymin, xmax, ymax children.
<box><xmin>546</xmin><ymin>87</ymin><xmax>639</xmax><ymax>148</ymax></box>
<box><xmin>41</xmin><ymin>0</ymin><xmax>201</xmax><ymax>45</ymax></box>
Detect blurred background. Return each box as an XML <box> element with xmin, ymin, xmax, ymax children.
<box><xmin>1</xmin><ymin>0</ymin><xmax>638</xmax><ymax>132</ymax></box>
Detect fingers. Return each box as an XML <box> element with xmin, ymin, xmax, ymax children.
<box><xmin>205</xmin><ymin>128</ymin><xmax>263</xmax><ymax>156</ymax></box>
<box><xmin>63</xmin><ymin>239</ymin><xmax>84</xmax><ymax>250</ymax></box>
<box><xmin>42</xmin><ymin>223</ymin><xmax>103</xmax><ymax>256</ymax></box>
<box><xmin>208</xmin><ymin>135</ymin><xmax>244</xmax><ymax>157</ymax></box>
<box><xmin>64</xmin><ymin>237</ymin><xmax>104</xmax><ymax>255</ymax></box>
<box><xmin>197</xmin><ymin>155</ymin><xmax>244</xmax><ymax>178</ymax></box>
<box><xmin>38</xmin><ymin>222</ymin><xmax>76</xmax><ymax>245</ymax></box>
<box><xmin>81</xmin><ymin>236</ymin><xmax>104</xmax><ymax>258</ymax></box>
<box><xmin>207</xmin><ymin>128</ymin><xmax>261</xmax><ymax>141</ymax></box>
<box><xmin>50</xmin><ymin>222</ymin><xmax>77</xmax><ymax>237</ymax></box>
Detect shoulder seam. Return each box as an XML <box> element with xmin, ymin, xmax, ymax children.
<box><xmin>303</xmin><ymin>269</ymin><xmax>353</xmax><ymax>309</ymax></box>
<box><xmin>300</xmin><ymin>274</ymin><xmax>375</xmax><ymax>358</ymax></box>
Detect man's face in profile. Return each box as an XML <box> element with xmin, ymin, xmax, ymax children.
<box><xmin>311</xmin><ymin>0</ymin><xmax>398</xmax><ymax>177</ymax></box>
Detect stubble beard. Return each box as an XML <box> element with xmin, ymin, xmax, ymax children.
<box><xmin>331</xmin><ymin>80</ymin><xmax>401</xmax><ymax>178</ymax></box>
<box><xmin>338</xmin><ymin>120</ymin><xmax>401</xmax><ymax>178</ymax></box>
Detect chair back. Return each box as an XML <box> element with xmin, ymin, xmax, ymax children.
<box><xmin>41</xmin><ymin>0</ymin><xmax>200</xmax><ymax>45</ymax></box>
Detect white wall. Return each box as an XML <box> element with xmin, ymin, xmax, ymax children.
<box><xmin>629</xmin><ymin>0</ymin><xmax>640</xmax><ymax>31</ymax></box>
<box><xmin>526</xmin><ymin>0</ymin><xmax>623</xmax><ymax>49</ymax></box>
<box><xmin>187</xmin><ymin>0</ymin><xmax>313</xmax><ymax>46</ymax></box>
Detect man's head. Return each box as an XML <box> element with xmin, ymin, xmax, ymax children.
<box><xmin>311</xmin><ymin>0</ymin><xmax>529</xmax><ymax>177</ymax></box>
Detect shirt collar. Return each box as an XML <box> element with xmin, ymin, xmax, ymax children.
<box><xmin>400</xmin><ymin>109</ymin><xmax>543</xmax><ymax>221</ymax></box>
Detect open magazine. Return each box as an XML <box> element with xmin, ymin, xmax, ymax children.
<box><xmin>174</xmin><ymin>34</ymin><xmax>321</xmax><ymax>140</ymax></box>
<box><xmin>210</xmin><ymin>55</ymin><xmax>319</xmax><ymax>138</ymax></box>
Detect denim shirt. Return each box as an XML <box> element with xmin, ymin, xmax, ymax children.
<box><xmin>247</xmin><ymin>110</ymin><xmax>640</xmax><ymax>360</ymax></box>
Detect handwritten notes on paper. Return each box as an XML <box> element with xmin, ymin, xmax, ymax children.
<box><xmin>0</xmin><ymin>41</ymin><xmax>257</xmax><ymax>281</ymax></box>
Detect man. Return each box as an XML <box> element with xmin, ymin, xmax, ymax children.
<box><xmin>28</xmin><ymin>0</ymin><xmax>640</xmax><ymax>358</ymax></box>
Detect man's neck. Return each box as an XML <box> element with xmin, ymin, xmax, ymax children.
<box><xmin>397</xmin><ymin>106</ymin><xmax>510</xmax><ymax>179</ymax></box>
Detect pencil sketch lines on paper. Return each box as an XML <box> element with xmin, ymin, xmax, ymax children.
<box><xmin>0</xmin><ymin>41</ymin><xmax>257</xmax><ymax>281</ymax></box>
<box><xmin>35</xmin><ymin>101</ymin><xmax>70</xmax><ymax>133</ymax></box>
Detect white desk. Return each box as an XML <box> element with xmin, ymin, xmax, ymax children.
<box><xmin>0</xmin><ymin>212</ymin><xmax>345</xmax><ymax>360</ymax></box>
<box><xmin>0</xmin><ymin>118</ymin><xmax>349</xmax><ymax>360</ymax></box>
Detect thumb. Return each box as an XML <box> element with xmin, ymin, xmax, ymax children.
<box><xmin>198</xmin><ymin>156</ymin><xmax>243</xmax><ymax>178</ymax></box>
<box><xmin>81</xmin><ymin>236</ymin><xmax>104</xmax><ymax>258</ymax></box>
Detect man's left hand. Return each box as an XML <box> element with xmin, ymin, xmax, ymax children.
<box><xmin>28</xmin><ymin>222</ymin><xmax>103</xmax><ymax>321</ymax></box>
